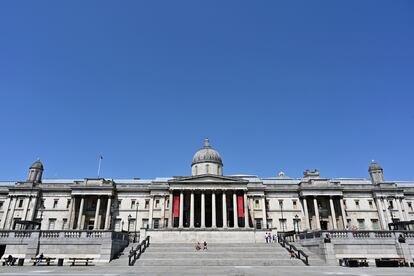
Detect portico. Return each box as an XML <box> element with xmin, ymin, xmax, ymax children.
<box><xmin>167</xmin><ymin>174</ymin><xmax>251</xmax><ymax>229</ymax></box>
<box><xmin>70</xmin><ymin>179</ymin><xmax>114</xmax><ymax>230</ymax></box>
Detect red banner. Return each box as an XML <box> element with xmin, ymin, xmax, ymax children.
<box><xmin>237</xmin><ymin>194</ymin><xmax>244</xmax><ymax>218</ymax></box>
<box><xmin>173</xmin><ymin>195</ymin><xmax>180</xmax><ymax>218</ymax></box>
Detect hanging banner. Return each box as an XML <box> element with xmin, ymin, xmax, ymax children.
<box><xmin>173</xmin><ymin>195</ymin><xmax>180</xmax><ymax>218</ymax></box>
<box><xmin>237</xmin><ymin>194</ymin><xmax>244</xmax><ymax>218</ymax></box>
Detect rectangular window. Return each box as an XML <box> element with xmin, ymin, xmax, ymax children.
<box><xmin>62</xmin><ymin>218</ymin><xmax>67</xmax><ymax>230</ymax></box>
<box><xmin>18</xmin><ymin>199</ymin><xmax>24</xmax><ymax>208</ymax></box>
<box><xmin>279</xmin><ymin>219</ymin><xmax>287</xmax><ymax>231</ymax></box>
<box><xmin>128</xmin><ymin>219</ymin><xmax>135</xmax><ymax>231</ymax></box>
<box><xmin>142</xmin><ymin>218</ymin><xmax>149</xmax><ymax>229</ymax></box>
<box><xmin>145</xmin><ymin>200</ymin><xmax>150</xmax><ymax>209</ymax></box>
<box><xmin>155</xmin><ymin>199</ymin><xmax>160</xmax><ymax>208</ymax></box>
<box><xmin>368</xmin><ymin>200</ymin><xmax>373</xmax><ymax>209</ymax></box>
<box><xmin>267</xmin><ymin>219</ymin><xmax>272</xmax><ymax>229</ymax></box>
<box><xmin>48</xmin><ymin>219</ymin><xmax>56</xmax><ymax>230</ymax></box>
<box><xmin>255</xmin><ymin>200</ymin><xmax>260</xmax><ymax>209</ymax></box>
<box><xmin>346</xmin><ymin>219</ymin><xmax>352</xmax><ymax>229</ymax></box>
<box><xmin>131</xmin><ymin>200</ymin><xmax>136</xmax><ymax>209</ymax></box>
<box><xmin>292</xmin><ymin>200</ymin><xmax>297</xmax><ymax>209</ymax></box>
<box><xmin>255</xmin><ymin>219</ymin><xmax>262</xmax><ymax>229</ymax></box>
<box><xmin>66</xmin><ymin>199</ymin><xmax>71</xmax><ymax>209</ymax></box>
<box><xmin>371</xmin><ymin>219</ymin><xmax>380</xmax><ymax>230</ymax></box>
<box><xmin>357</xmin><ymin>219</ymin><xmax>365</xmax><ymax>230</ymax></box>
<box><xmin>153</xmin><ymin>218</ymin><xmax>160</xmax><ymax>229</ymax></box>
<box><xmin>408</xmin><ymin>202</ymin><xmax>413</xmax><ymax>211</ymax></box>
<box><xmin>114</xmin><ymin>219</ymin><xmax>122</xmax><ymax>231</ymax></box>
<box><xmin>53</xmin><ymin>199</ymin><xmax>58</xmax><ymax>209</ymax></box>
<box><xmin>117</xmin><ymin>200</ymin><xmax>122</xmax><ymax>208</ymax></box>
<box><xmin>355</xmin><ymin>200</ymin><xmax>360</xmax><ymax>209</ymax></box>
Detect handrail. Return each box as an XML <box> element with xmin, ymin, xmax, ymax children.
<box><xmin>128</xmin><ymin>236</ymin><xmax>150</xmax><ymax>266</ymax></box>
<box><xmin>278</xmin><ymin>234</ymin><xmax>309</xmax><ymax>265</ymax></box>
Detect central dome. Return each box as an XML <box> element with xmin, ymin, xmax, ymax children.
<box><xmin>191</xmin><ymin>138</ymin><xmax>223</xmax><ymax>176</ymax></box>
<box><xmin>192</xmin><ymin>138</ymin><xmax>223</xmax><ymax>166</ymax></box>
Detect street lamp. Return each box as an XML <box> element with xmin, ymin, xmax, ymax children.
<box><xmin>388</xmin><ymin>205</ymin><xmax>395</xmax><ymax>230</ymax></box>
<box><xmin>279</xmin><ymin>200</ymin><xmax>285</xmax><ymax>232</ymax></box>
<box><xmin>294</xmin><ymin>214</ymin><xmax>300</xmax><ymax>233</ymax></box>
<box><xmin>128</xmin><ymin>215</ymin><xmax>132</xmax><ymax>232</ymax></box>
<box><xmin>38</xmin><ymin>202</ymin><xmax>45</xmax><ymax>230</ymax></box>
<box><xmin>134</xmin><ymin>203</ymin><xmax>139</xmax><ymax>243</ymax></box>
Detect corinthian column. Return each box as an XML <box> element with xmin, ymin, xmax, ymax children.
<box><xmin>190</xmin><ymin>191</ymin><xmax>195</xmax><ymax>228</ymax></box>
<box><xmin>233</xmin><ymin>192</ymin><xmax>239</xmax><ymax>228</ymax></box>
<box><xmin>201</xmin><ymin>191</ymin><xmax>205</xmax><ymax>228</ymax></box>
<box><xmin>77</xmin><ymin>196</ymin><xmax>85</xmax><ymax>230</ymax></box>
<box><xmin>179</xmin><ymin>191</ymin><xmax>184</xmax><ymax>228</ymax></box>
<box><xmin>243</xmin><ymin>192</ymin><xmax>249</xmax><ymax>228</ymax></box>
<box><xmin>212</xmin><ymin>191</ymin><xmax>216</xmax><ymax>228</ymax></box>
<box><xmin>222</xmin><ymin>192</ymin><xmax>227</xmax><ymax>228</ymax></box>
<box><xmin>94</xmin><ymin>196</ymin><xmax>101</xmax><ymax>230</ymax></box>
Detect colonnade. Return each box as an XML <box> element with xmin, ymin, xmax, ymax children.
<box><xmin>301</xmin><ymin>196</ymin><xmax>347</xmax><ymax>230</ymax></box>
<box><xmin>68</xmin><ymin>195</ymin><xmax>112</xmax><ymax>230</ymax></box>
<box><xmin>167</xmin><ymin>190</ymin><xmax>249</xmax><ymax>229</ymax></box>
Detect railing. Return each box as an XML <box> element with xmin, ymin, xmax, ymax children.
<box><xmin>278</xmin><ymin>234</ymin><xmax>309</xmax><ymax>265</ymax></box>
<box><xmin>0</xmin><ymin>230</ymin><xmax>128</xmax><ymax>240</ymax></box>
<box><xmin>298</xmin><ymin>230</ymin><xmax>414</xmax><ymax>241</ymax></box>
<box><xmin>128</xmin><ymin>236</ymin><xmax>150</xmax><ymax>266</ymax></box>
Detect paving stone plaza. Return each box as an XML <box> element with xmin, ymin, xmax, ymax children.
<box><xmin>0</xmin><ymin>265</ymin><xmax>414</xmax><ymax>276</ymax></box>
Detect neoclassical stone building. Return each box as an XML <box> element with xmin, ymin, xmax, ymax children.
<box><xmin>1</xmin><ymin>139</ymin><xmax>414</xmax><ymax>236</ymax></box>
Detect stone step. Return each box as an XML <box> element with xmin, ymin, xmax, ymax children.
<box><xmin>146</xmin><ymin>247</ymin><xmax>284</xmax><ymax>253</ymax></box>
<box><xmin>141</xmin><ymin>252</ymin><xmax>292</xmax><ymax>259</ymax></box>
<box><xmin>135</xmin><ymin>258</ymin><xmax>305</xmax><ymax>266</ymax></box>
<box><xmin>149</xmin><ymin>243</ymin><xmax>279</xmax><ymax>247</ymax></box>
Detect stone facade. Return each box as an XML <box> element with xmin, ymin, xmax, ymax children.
<box><xmin>1</xmin><ymin>139</ymin><xmax>414</xmax><ymax>237</ymax></box>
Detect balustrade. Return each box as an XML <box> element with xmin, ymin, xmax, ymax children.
<box><xmin>298</xmin><ymin>230</ymin><xmax>414</xmax><ymax>241</ymax></box>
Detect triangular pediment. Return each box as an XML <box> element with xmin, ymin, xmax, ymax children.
<box><xmin>169</xmin><ymin>174</ymin><xmax>247</xmax><ymax>184</ymax></box>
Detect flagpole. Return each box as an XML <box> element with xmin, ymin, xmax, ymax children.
<box><xmin>97</xmin><ymin>155</ymin><xmax>103</xmax><ymax>178</ymax></box>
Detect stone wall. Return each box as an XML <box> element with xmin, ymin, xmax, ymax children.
<box><xmin>0</xmin><ymin>230</ymin><xmax>129</xmax><ymax>263</ymax></box>
<box><xmin>296</xmin><ymin>230</ymin><xmax>414</xmax><ymax>265</ymax></box>
<box><xmin>147</xmin><ymin>229</ymin><xmax>270</xmax><ymax>243</ymax></box>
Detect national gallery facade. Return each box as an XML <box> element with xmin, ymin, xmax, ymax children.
<box><xmin>1</xmin><ymin>139</ymin><xmax>414</xmax><ymax>236</ymax></box>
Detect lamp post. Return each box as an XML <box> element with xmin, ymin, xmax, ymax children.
<box><xmin>279</xmin><ymin>200</ymin><xmax>285</xmax><ymax>232</ymax></box>
<box><xmin>134</xmin><ymin>203</ymin><xmax>139</xmax><ymax>243</ymax></box>
<box><xmin>36</xmin><ymin>202</ymin><xmax>45</xmax><ymax>255</ymax></box>
<box><xmin>128</xmin><ymin>215</ymin><xmax>132</xmax><ymax>232</ymax></box>
<box><xmin>294</xmin><ymin>214</ymin><xmax>300</xmax><ymax>233</ymax></box>
<box><xmin>388</xmin><ymin>205</ymin><xmax>395</xmax><ymax>230</ymax></box>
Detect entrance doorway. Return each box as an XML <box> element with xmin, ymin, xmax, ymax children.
<box><xmin>320</xmin><ymin>220</ymin><xmax>328</xmax><ymax>230</ymax></box>
<box><xmin>0</xmin><ymin>245</ymin><xmax>5</xmax><ymax>259</ymax></box>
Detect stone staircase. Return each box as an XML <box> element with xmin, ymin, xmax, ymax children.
<box><xmin>287</xmin><ymin>242</ymin><xmax>326</xmax><ymax>266</ymax></box>
<box><xmin>131</xmin><ymin>243</ymin><xmax>309</xmax><ymax>266</ymax></box>
<box><xmin>108</xmin><ymin>242</ymin><xmax>140</xmax><ymax>266</ymax></box>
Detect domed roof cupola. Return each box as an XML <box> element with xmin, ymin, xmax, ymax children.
<box><xmin>191</xmin><ymin>138</ymin><xmax>223</xmax><ymax>176</ymax></box>
<box><xmin>368</xmin><ymin>160</ymin><xmax>384</xmax><ymax>184</ymax></box>
<box><xmin>30</xmin><ymin>159</ymin><xmax>44</xmax><ymax>170</ymax></box>
<box><xmin>192</xmin><ymin>138</ymin><xmax>223</xmax><ymax>166</ymax></box>
<box><xmin>27</xmin><ymin>159</ymin><xmax>44</xmax><ymax>183</ymax></box>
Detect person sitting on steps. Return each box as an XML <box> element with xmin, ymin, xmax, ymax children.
<box><xmin>195</xmin><ymin>241</ymin><xmax>201</xmax><ymax>251</ymax></box>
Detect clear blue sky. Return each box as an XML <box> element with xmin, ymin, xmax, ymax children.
<box><xmin>0</xmin><ymin>1</ymin><xmax>413</xmax><ymax>181</ymax></box>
